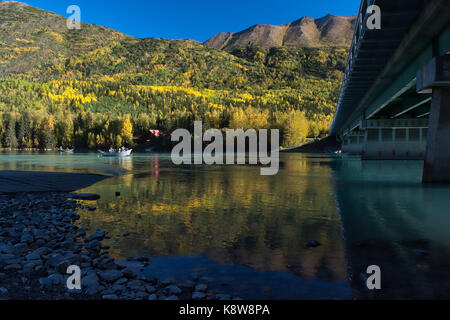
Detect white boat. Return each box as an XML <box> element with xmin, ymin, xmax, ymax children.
<box><xmin>98</xmin><ymin>149</ymin><xmax>132</xmax><ymax>157</ymax></box>
<box><xmin>59</xmin><ymin>148</ymin><xmax>74</xmax><ymax>153</ymax></box>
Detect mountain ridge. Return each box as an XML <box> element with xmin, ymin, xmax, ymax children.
<box><xmin>204</xmin><ymin>14</ymin><xmax>357</xmax><ymax>50</ymax></box>
<box><xmin>0</xmin><ymin>0</ymin><xmax>349</xmax><ymax>88</ymax></box>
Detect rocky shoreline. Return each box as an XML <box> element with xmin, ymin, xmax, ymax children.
<box><xmin>0</xmin><ymin>192</ymin><xmax>238</xmax><ymax>300</ymax></box>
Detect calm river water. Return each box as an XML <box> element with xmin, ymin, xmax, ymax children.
<box><xmin>1</xmin><ymin>151</ymin><xmax>450</xmax><ymax>299</ymax></box>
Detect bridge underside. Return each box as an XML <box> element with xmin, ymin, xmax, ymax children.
<box><xmin>332</xmin><ymin>0</ymin><xmax>450</xmax><ymax>183</ymax></box>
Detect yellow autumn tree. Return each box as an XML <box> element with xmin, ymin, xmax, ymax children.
<box><xmin>229</xmin><ymin>107</ymin><xmax>248</xmax><ymax>129</ymax></box>
<box><xmin>281</xmin><ymin>110</ymin><xmax>309</xmax><ymax>148</ymax></box>
<box><xmin>120</xmin><ymin>114</ymin><xmax>133</xmax><ymax>146</ymax></box>
<box><xmin>246</xmin><ymin>107</ymin><xmax>269</xmax><ymax>130</ymax></box>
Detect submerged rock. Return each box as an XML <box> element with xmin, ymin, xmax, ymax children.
<box><xmin>69</xmin><ymin>193</ymin><xmax>101</xmax><ymax>200</ymax></box>
<box><xmin>305</xmin><ymin>240</ymin><xmax>321</xmax><ymax>248</ymax></box>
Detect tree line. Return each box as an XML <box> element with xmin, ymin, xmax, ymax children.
<box><xmin>0</xmin><ymin>78</ymin><xmax>336</xmax><ymax>150</ymax></box>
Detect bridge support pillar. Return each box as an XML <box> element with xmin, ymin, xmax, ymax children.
<box><xmin>341</xmin><ymin>132</ymin><xmax>364</xmax><ymax>155</ymax></box>
<box><xmin>422</xmin><ymin>87</ymin><xmax>450</xmax><ymax>183</ymax></box>
<box><xmin>359</xmin><ymin>119</ymin><xmax>428</xmax><ymax>160</ymax></box>
<box><xmin>417</xmin><ymin>55</ymin><xmax>450</xmax><ymax>183</ymax></box>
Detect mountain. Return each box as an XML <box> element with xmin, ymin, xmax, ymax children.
<box><xmin>204</xmin><ymin>14</ymin><xmax>357</xmax><ymax>51</ymax></box>
<box><xmin>0</xmin><ymin>1</ymin><xmax>259</xmax><ymax>86</ymax></box>
<box><xmin>0</xmin><ymin>1</ymin><xmax>348</xmax><ymax>87</ymax></box>
<box><xmin>0</xmin><ymin>1</ymin><xmax>131</xmax><ymax>76</ymax></box>
<box><xmin>0</xmin><ymin>1</ymin><xmax>351</xmax><ymax>150</ymax></box>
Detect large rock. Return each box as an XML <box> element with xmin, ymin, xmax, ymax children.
<box><xmin>46</xmin><ymin>254</ymin><xmax>65</xmax><ymax>268</ymax></box>
<box><xmin>0</xmin><ymin>244</ymin><xmax>13</xmax><ymax>254</ymax></box>
<box><xmin>57</xmin><ymin>260</ymin><xmax>71</xmax><ymax>274</ymax></box>
<box><xmin>195</xmin><ymin>284</ymin><xmax>208</xmax><ymax>292</ymax></box>
<box><xmin>192</xmin><ymin>292</ymin><xmax>206</xmax><ymax>300</ymax></box>
<box><xmin>25</xmin><ymin>252</ymin><xmax>41</xmax><ymax>260</ymax></box>
<box><xmin>48</xmin><ymin>273</ymin><xmax>65</xmax><ymax>285</ymax></box>
<box><xmin>83</xmin><ymin>273</ymin><xmax>101</xmax><ymax>295</ymax></box>
<box><xmin>32</xmin><ymin>247</ymin><xmax>51</xmax><ymax>256</ymax></box>
<box><xmin>164</xmin><ymin>285</ymin><xmax>182</xmax><ymax>296</ymax></box>
<box><xmin>86</xmin><ymin>231</ymin><xmax>107</xmax><ymax>242</ymax></box>
<box><xmin>12</xmin><ymin>243</ymin><xmax>28</xmax><ymax>255</ymax></box>
<box><xmin>85</xmin><ymin>240</ymin><xmax>101</xmax><ymax>253</ymax></box>
<box><xmin>114</xmin><ymin>278</ymin><xmax>128</xmax><ymax>286</ymax></box>
<box><xmin>122</xmin><ymin>267</ymin><xmax>137</xmax><ymax>279</ymax></box>
<box><xmin>135</xmin><ymin>291</ymin><xmax>149</xmax><ymax>299</ymax></box>
<box><xmin>145</xmin><ymin>285</ymin><xmax>156</xmax><ymax>294</ymax></box>
<box><xmin>0</xmin><ymin>253</ymin><xmax>15</xmax><ymax>262</ymax></box>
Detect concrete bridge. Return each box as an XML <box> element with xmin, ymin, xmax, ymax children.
<box><xmin>331</xmin><ymin>0</ymin><xmax>450</xmax><ymax>183</ymax></box>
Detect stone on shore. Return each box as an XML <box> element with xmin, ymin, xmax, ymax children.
<box><xmin>98</xmin><ymin>270</ymin><xmax>123</xmax><ymax>283</ymax></box>
<box><xmin>164</xmin><ymin>285</ymin><xmax>182</xmax><ymax>295</ymax></box>
<box><xmin>0</xmin><ymin>191</ymin><xmax>236</xmax><ymax>301</ymax></box>
<box><xmin>195</xmin><ymin>284</ymin><xmax>208</xmax><ymax>292</ymax></box>
<box><xmin>192</xmin><ymin>292</ymin><xmax>206</xmax><ymax>300</ymax></box>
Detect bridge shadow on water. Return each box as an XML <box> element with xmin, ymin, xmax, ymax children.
<box><xmin>333</xmin><ymin>158</ymin><xmax>450</xmax><ymax>299</ymax></box>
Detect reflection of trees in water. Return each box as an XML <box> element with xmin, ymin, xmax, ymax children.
<box><xmin>77</xmin><ymin>156</ymin><xmax>347</xmax><ymax>283</ymax></box>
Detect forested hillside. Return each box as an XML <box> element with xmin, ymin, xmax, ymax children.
<box><xmin>0</xmin><ymin>1</ymin><xmax>350</xmax><ymax>149</ymax></box>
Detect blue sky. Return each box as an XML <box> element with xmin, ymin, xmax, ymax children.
<box><xmin>18</xmin><ymin>0</ymin><xmax>360</xmax><ymax>42</ymax></box>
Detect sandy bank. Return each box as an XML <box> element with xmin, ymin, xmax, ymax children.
<box><xmin>0</xmin><ymin>171</ymin><xmax>107</xmax><ymax>193</ymax></box>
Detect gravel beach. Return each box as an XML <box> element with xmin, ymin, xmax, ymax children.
<box><xmin>0</xmin><ymin>172</ymin><xmax>237</xmax><ymax>300</ymax></box>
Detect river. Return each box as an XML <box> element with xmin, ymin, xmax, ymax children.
<box><xmin>1</xmin><ymin>151</ymin><xmax>449</xmax><ymax>299</ymax></box>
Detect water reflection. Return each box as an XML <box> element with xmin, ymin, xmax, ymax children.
<box><xmin>77</xmin><ymin>154</ymin><xmax>348</xmax><ymax>299</ymax></box>
<box><xmin>2</xmin><ymin>151</ymin><xmax>450</xmax><ymax>299</ymax></box>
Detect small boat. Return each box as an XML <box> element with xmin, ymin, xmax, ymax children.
<box><xmin>59</xmin><ymin>148</ymin><xmax>74</xmax><ymax>153</ymax></box>
<box><xmin>98</xmin><ymin>149</ymin><xmax>132</xmax><ymax>157</ymax></box>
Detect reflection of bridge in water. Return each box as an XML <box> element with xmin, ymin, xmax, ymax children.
<box><xmin>331</xmin><ymin>0</ymin><xmax>450</xmax><ymax>183</ymax></box>
<box><xmin>332</xmin><ymin>158</ymin><xmax>450</xmax><ymax>299</ymax></box>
